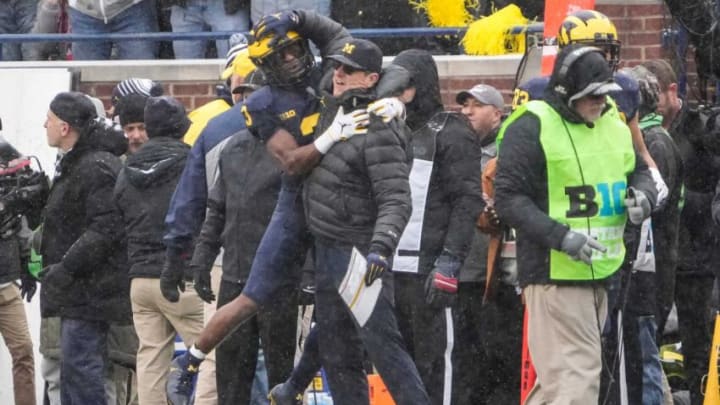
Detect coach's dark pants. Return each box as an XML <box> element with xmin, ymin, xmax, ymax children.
<box><xmin>313</xmin><ymin>239</ymin><xmax>430</xmax><ymax>405</ymax></box>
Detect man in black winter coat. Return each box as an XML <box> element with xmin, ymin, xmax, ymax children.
<box><xmin>390</xmin><ymin>49</ymin><xmax>485</xmax><ymax>405</ymax></box>
<box><xmin>113</xmin><ymin>96</ymin><xmax>203</xmax><ymax>404</ymax></box>
<box><xmin>39</xmin><ymin>91</ymin><xmax>130</xmax><ymax>405</ymax></box>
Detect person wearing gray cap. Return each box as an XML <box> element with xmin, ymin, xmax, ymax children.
<box><xmin>457</xmin><ymin>84</ymin><xmax>505</xmax><ymax>146</ymax></box>
<box><xmin>453</xmin><ymin>83</ymin><xmax>526</xmax><ymax>404</ymax></box>
<box><xmin>494</xmin><ymin>44</ymin><xmax>658</xmax><ymax>405</ymax></box>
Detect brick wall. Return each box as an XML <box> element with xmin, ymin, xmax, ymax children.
<box><xmin>80</xmin><ymin>0</ymin><xmax>689</xmax><ymax>111</ymax></box>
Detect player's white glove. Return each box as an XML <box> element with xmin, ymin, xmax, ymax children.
<box><xmin>313</xmin><ymin>106</ymin><xmax>369</xmax><ymax>154</ymax></box>
<box><xmin>367</xmin><ymin>97</ymin><xmax>405</xmax><ymax>123</ymax></box>
<box><xmin>649</xmin><ymin>167</ymin><xmax>668</xmax><ymax>208</ymax></box>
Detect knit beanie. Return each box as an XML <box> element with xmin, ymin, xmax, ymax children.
<box><xmin>144</xmin><ymin>96</ymin><xmax>191</xmax><ymax>139</ymax></box>
<box><xmin>116</xmin><ymin>93</ymin><xmax>149</xmax><ymax>126</ymax></box>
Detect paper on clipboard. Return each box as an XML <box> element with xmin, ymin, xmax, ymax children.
<box><xmin>338</xmin><ymin>247</ymin><xmax>382</xmax><ymax>327</ymax></box>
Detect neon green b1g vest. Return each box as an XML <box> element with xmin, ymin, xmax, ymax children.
<box><xmin>501</xmin><ymin>100</ymin><xmax>635</xmax><ymax>281</ymax></box>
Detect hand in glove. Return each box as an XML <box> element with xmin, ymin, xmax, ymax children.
<box><xmin>313</xmin><ymin>106</ymin><xmax>369</xmax><ymax>154</ymax></box>
<box><xmin>192</xmin><ymin>265</ymin><xmax>215</xmax><ymax>304</ymax></box>
<box><xmin>625</xmin><ymin>187</ymin><xmax>652</xmax><ymax>225</ymax></box>
<box><xmin>161</xmin><ymin>248</ymin><xmax>189</xmax><ymax>303</ymax></box>
<box><xmin>365</xmin><ymin>246</ymin><xmax>390</xmax><ymax>286</ymax></box>
<box><xmin>19</xmin><ymin>257</ymin><xmax>36</xmax><ymax>302</ymax></box>
<box><xmin>424</xmin><ymin>252</ymin><xmax>462</xmax><ymax>307</ymax></box>
<box><xmin>166</xmin><ymin>349</ymin><xmax>204</xmax><ymax>405</ymax></box>
<box><xmin>560</xmin><ymin>230</ymin><xmax>607</xmax><ymax>265</ymax></box>
<box><xmin>367</xmin><ymin>97</ymin><xmax>405</xmax><ymax>123</ymax></box>
<box><xmin>252</xmin><ymin>10</ymin><xmax>300</xmax><ymax>45</ymax></box>
<box><xmin>649</xmin><ymin>168</ymin><xmax>668</xmax><ymax>209</ymax></box>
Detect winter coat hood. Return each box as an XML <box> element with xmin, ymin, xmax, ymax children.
<box><xmin>392</xmin><ymin>49</ymin><xmax>444</xmax><ymax>130</ymax></box>
<box><xmin>375</xmin><ymin>64</ymin><xmax>413</xmax><ymax>98</ymax></box>
<box><xmin>123</xmin><ymin>137</ymin><xmax>189</xmax><ymax>189</ymax></box>
<box><xmin>75</xmin><ymin>116</ymin><xmax>129</xmax><ymax>156</ymax></box>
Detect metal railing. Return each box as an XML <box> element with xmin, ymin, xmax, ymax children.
<box><xmin>0</xmin><ymin>27</ymin><xmax>471</xmax><ymax>44</ymax></box>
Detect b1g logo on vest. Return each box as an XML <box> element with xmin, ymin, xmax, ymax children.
<box><xmin>565</xmin><ymin>181</ymin><xmax>627</xmax><ymax>218</ymax></box>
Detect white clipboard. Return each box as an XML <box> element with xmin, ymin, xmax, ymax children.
<box><xmin>338</xmin><ymin>247</ymin><xmax>382</xmax><ymax>327</ymax></box>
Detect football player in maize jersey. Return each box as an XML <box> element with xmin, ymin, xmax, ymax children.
<box><xmin>165</xmin><ymin>11</ymin><xmax>405</xmax><ymax>405</ymax></box>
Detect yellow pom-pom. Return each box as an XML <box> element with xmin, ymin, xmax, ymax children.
<box><xmin>410</xmin><ymin>0</ymin><xmax>476</xmax><ymax>27</ymax></box>
<box><xmin>462</xmin><ymin>4</ymin><xmax>529</xmax><ymax>55</ymax></box>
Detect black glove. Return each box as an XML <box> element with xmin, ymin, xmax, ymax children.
<box><xmin>252</xmin><ymin>10</ymin><xmax>301</xmax><ymax>45</ymax></box>
<box><xmin>161</xmin><ymin>248</ymin><xmax>188</xmax><ymax>303</ymax></box>
<box><xmin>424</xmin><ymin>252</ymin><xmax>462</xmax><ymax>307</ymax></box>
<box><xmin>192</xmin><ymin>265</ymin><xmax>215</xmax><ymax>304</ymax></box>
<box><xmin>166</xmin><ymin>350</ymin><xmax>204</xmax><ymax>405</ymax></box>
<box><xmin>19</xmin><ymin>257</ymin><xmax>36</xmax><ymax>302</ymax></box>
<box><xmin>364</xmin><ymin>244</ymin><xmax>391</xmax><ymax>286</ymax></box>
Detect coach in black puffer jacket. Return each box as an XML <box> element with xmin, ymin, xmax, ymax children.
<box><xmin>303</xmin><ymin>87</ymin><xmax>411</xmax><ymax>253</ymax></box>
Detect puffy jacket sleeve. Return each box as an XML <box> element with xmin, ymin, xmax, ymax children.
<box><xmin>61</xmin><ymin>154</ymin><xmax>124</xmax><ymax>275</ymax></box>
<box><xmin>365</xmin><ymin>117</ymin><xmax>412</xmax><ymax>253</ymax></box>
<box><xmin>436</xmin><ymin>116</ymin><xmax>485</xmax><ymax>260</ymax></box>
<box><xmin>295</xmin><ymin>10</ymin><xmax>352</xmax><ymax>67</ymax></box>
<box><xmin>494</xmin><ymin>112</ymin><xmax>569</xmax><ymax>250</ymax></box>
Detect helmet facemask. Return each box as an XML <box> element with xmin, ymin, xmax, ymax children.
<box><xmin>568</xmin><ymin>39</ymin><xmax>621</xmax><ymax>71</ymax></box>
<box><xmin>250</xmin><ymin>33</ymin><xmax>315</xmax><ymax>88</ymax></box>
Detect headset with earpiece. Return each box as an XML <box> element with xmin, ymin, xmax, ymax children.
<box><xmin>554</xmin><ymin>46</ymin><xmax>605</xmax><ymax>96</ymax></box>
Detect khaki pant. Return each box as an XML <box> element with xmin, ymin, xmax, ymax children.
<box><xmin>194</xmin><ymin>265</ymin><xmax>222</xmax><ymax>405</ymax></box>
<box><xmin>130</xmin><ymin>278</ymin><xmax>204</xmax><ymax>405</ymax></box>
<box><xmin>523</xmin><ymin>284</ymin><xmax>607</xmax><ymax>405</ymax></box>
<box><xmin>0</xmin><ymin>284</ymin><xmax>35</xmax><ymax>405</ymax></box>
